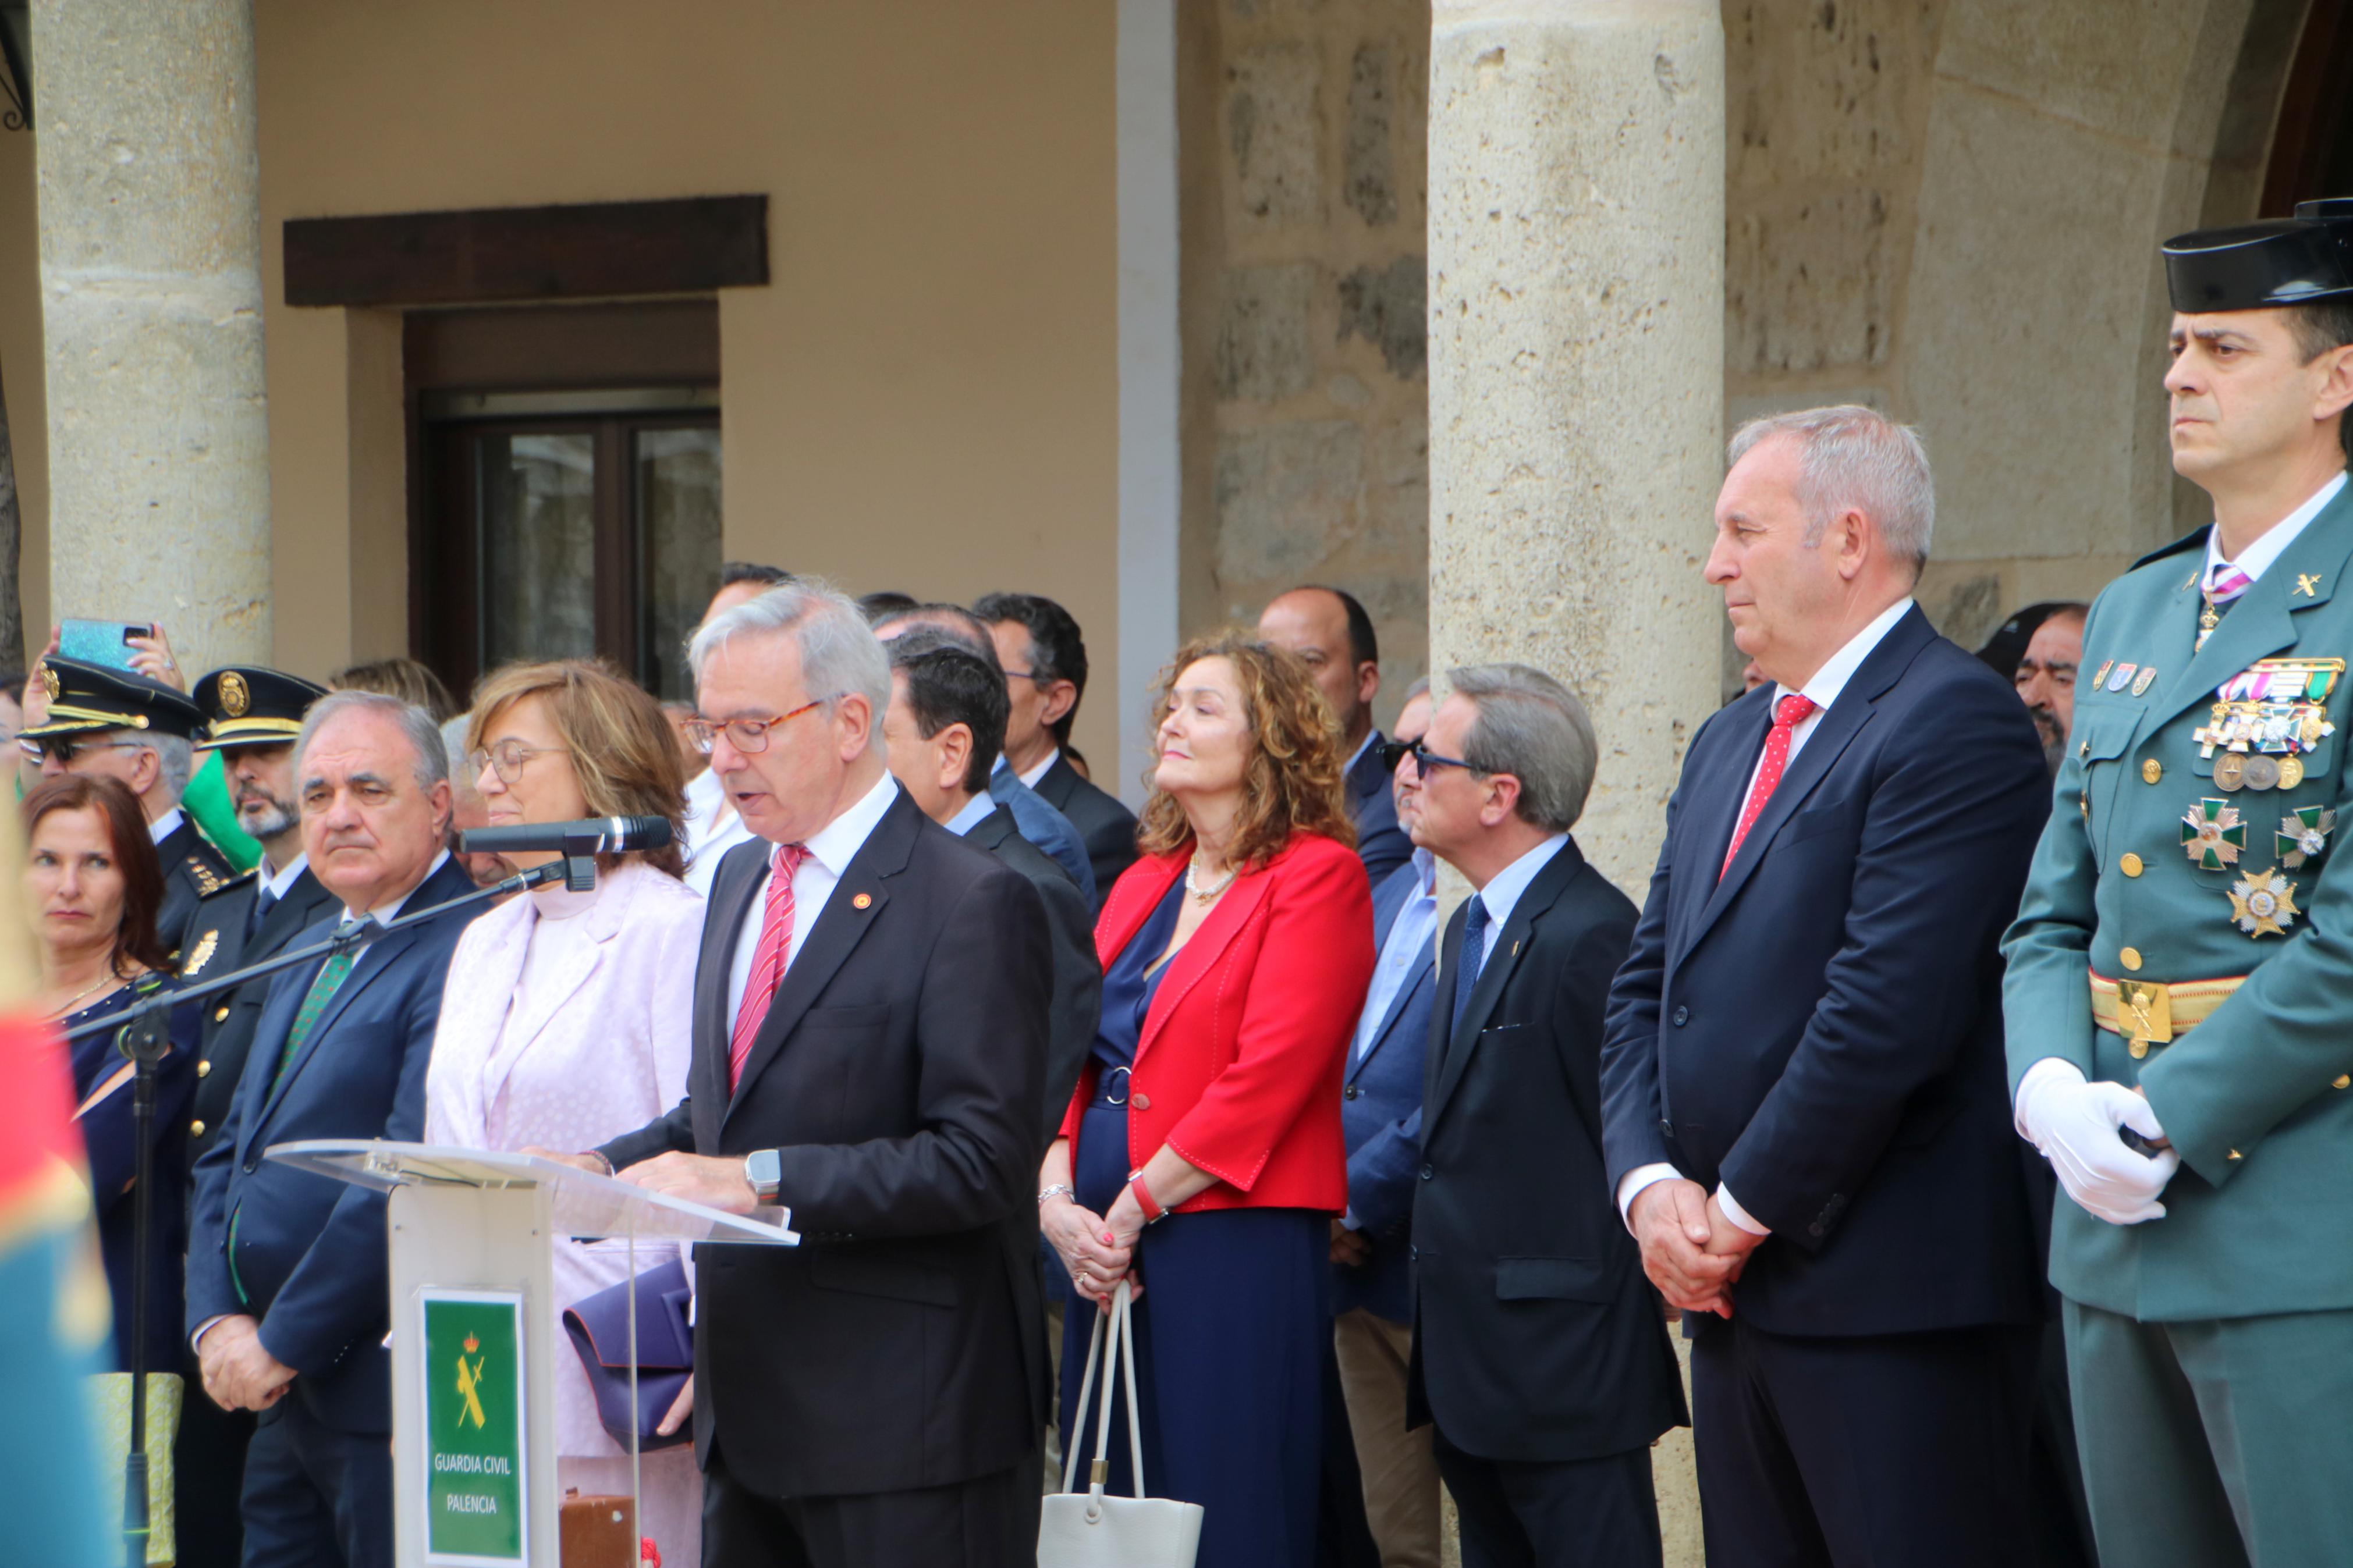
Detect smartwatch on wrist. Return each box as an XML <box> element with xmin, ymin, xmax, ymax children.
<box><xmin>744</xmin><ymin>1148</ymin><xmax>783</xmax><ymax>1204</ymax></box>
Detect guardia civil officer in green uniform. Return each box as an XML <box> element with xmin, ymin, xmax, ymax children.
<box><xmin>2003</xmin><ymin>198</ymin><xmax>2353</xmax><ymax>1566</ymax></box>
<box><xmin>171</xmin><ymin>664</ymin><xmax>335</xmax><ymax>1568</ymax></box>
<box><xmin>20</xmin><ymin>655</ymin><xmax>237</xmax><ymax>958</ymax></box>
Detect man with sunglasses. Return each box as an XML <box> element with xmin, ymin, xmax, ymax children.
<box><xmin>20</xmin><ymin>655</ymin><xmax>237</xmax><ymax>957</ymax></box>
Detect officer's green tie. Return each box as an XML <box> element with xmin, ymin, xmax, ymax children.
<box><xmin>273</xmin><ymin>920</ymin><xmax>365</xmax><ymax>1087</ymax></box>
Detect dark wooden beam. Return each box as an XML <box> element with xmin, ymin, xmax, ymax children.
<box><xmin>285</xmin><ymin>195</ymin><xmax>766</xmax><ymax>308</ymax></box>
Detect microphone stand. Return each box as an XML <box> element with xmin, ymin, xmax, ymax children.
<box><xmin>68</xmin><ymin>854</ymin><xmax>597</xmax><ymax>1567</ymax></box>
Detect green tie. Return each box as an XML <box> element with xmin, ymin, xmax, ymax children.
<box><xmin>273</xmin><ymin>920</ymin><xmax>364</xmax><ymax>1087</ymax></box>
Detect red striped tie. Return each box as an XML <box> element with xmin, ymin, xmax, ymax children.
<box><xmin>729</xmin><ymin>843</ymin><xmax>810</xmax><ymax>1091</ymax></box>
<box><xmin>1723</xmin><ymin>694</ymin><xmax>1818</xmax><ymax>878</ymax></box>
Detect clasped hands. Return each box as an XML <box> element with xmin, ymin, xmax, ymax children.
<box><xmin>1630</xmin><ymin>1178</ymin><xmax>1765</xmax><ymax>1320</ymax></box>
<box><xmin>198</xmin><ymin>1316</ymin><xmax>296</xmax><ymax>1413</ymax></box>
<box><xmin>1043</xmin><ymin>1192</ymin><xmax>1147</xmax><ymax>1310</ymax></box>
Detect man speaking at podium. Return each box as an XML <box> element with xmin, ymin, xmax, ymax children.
<box><xmin>555</xmin><ymin>580</ymin><xmax>1054</xmax><ymax>1568</ymax></box>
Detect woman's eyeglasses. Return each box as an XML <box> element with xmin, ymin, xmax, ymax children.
<box><xmin>469</xmin><ymin>741</ymin><xmax>571</xmax><ymax>785</ymax></box>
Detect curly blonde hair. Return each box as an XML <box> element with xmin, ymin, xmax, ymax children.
<box><xmin>1135</xmin><ymin>632</ymin><xmax>1356</xmax><ymax>870</ymax></box>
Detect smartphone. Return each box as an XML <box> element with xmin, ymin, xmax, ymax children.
<box><xmin>58</xmin><ymin>618</ymin><xmax>156</xmax><ymax>673</ymax></box>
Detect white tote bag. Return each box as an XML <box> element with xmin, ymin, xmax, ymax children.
<box><xmin>1038</xmin><ymin>1281</ymin><xmax>1204</xmax><ymax>1568</ymax></box>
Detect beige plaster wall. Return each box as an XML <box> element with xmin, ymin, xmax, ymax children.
<box><xmin>0</xmin><ymin>2</ymin><xmax>1120</xmax><ymax>758</ymax></box>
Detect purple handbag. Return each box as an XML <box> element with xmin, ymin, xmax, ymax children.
<box><xmin>560</xmin><ymin>1258</ymin><xmax>695</xmax><ymax>1451</ymax></box>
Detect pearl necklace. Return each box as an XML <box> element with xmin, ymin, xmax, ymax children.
<box><xmin>1184</xmin><ymin>855</ymin><xmax>1238</xmax><ymax>906</ymax></box>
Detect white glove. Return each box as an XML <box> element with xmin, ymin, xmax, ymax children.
<box><xmin>2015</xmin><ymin>1058</ymin><xmax>2180</xmax><ymax>1225</ymax></box>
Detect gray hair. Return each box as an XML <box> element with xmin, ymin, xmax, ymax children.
<box><xmin>1402</xmin><ymin>675</ymin><xmax>1431</xmax><ymax>704</ymax></box>
<box><xmin>1449</xmin><ymin>664</ymin><xmax>1599</xmax><ymax>833</ymax></box>
<box><xmin>294</xmin><ymin>689</ymin><xmax>449</xmax><ymax>795</ymax></box>
<box><xmin>1726</xmin><ymin>404</ymin><xmax>1935</xmax><ymax>573</ymax></box>
<box><xmin>105</xmin><ymin>728</ymin><xmax>195</xmax><ymax>804</ymax></box>
<box><xmin>688</xmin><ymin>577</ymin><xmax>892</xmax><ymax>756</ymax></box>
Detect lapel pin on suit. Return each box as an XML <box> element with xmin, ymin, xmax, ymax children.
<box><xmin>852</xmin><ymin>892</ymin><xmax>872</xmax><ymax>909</ymax></box>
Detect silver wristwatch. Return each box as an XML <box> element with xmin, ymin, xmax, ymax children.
<box><xmin>744</xmin><ymin>1148</ymin><xmax>783</xmax><ymax>1203</ymax></box>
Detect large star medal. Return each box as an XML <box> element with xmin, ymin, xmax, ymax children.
<box><xmin>2277</xmin><ymin>805</ymin><xmax>2337</xmax><ymax>869</ymax></box>
<box><xmin>2228</xmin><ymin>867</ymin><xmax>2301</xmax><ymax>938</ymax></box>
<box><xmin>2181</xmin><ymin>799</ymin><xmax>2245</xmax><ymax>870</ymax></box>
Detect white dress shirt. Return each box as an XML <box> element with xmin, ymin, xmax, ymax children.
<box><xmin>148</xmin><ymin>805</ymin><xmax>186</xmax><ymax>846</ymax></box>
<box><xmin>2015</xmin><ymin>470</ymin><xmax>2351</xmax><ymax>1137</ymax></box>
<box><xmin>1619</xmin><ymin>596</ymin><xmax>1917</xmax><ymax>1238</ymax></box>
<box><xmin>725</xmin><ymin>773</ymin><xmax>900</xmax><ymax>1027</ymax></box>
<box><xmin>683</xmin><ymin>766</ymin><xmax>758</xmax><ymax>900</ymax></box>
<box><xmin>258</xmin><ymin>849</ymin><xmax>311</xmax><ymax>904</ymax></box>
<box><xmin>1353</xmin><ymin>848</ymin><xmax>1439</xmax><ymax>1064</ymax></box>
<box><xmin>340</xmin><ymin>849</ymin><xmax>453</xmax><ymax>982</ymax></box>
<box><xmin>2199</xmin><ymin>469</ymin><xmax>2345</xmax><ymax>593</ymax></box>
<box><xmin>1016</xmin><ymin>749</ymin><xmax>1059</xmax><ymax>790</ymax></box>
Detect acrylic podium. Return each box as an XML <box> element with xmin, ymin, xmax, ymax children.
<box><xmin>265</xmin><ymin>1140</ymin><xmax>797</xmax><ymax>1568</ymax></box>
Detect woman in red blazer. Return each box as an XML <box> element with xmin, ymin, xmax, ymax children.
<box><xmin>1039</xmin><ymin>632</ymin><xmax>1375</xmax><ymax>1568</ymax></box>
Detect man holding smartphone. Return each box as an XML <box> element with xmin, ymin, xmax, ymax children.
<box><xmin>20</xmin><ymin>656</ymin><xmax>237</xmax><ymax>954</ymax></box>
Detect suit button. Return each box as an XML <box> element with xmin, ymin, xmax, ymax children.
<box><xmin>2142</xmin><ymin>760</ymin><xmax>2163</xmax><ymax>785</ymax></box>
<box><xmin>2120</xmin><ymin>854</ymin><xmax>2143</xmax><ymax>877</ymax></box>
<box><xmin>1408</xmin><ymin>1245</ymin><xmax>1419</xmax><ymax>1263</ymax></box>
<box><xmin>213</xmin><ymin>1005</ymin><xmax>230</xmax><ymax>1023</ymax></box>
<box><xmin>1132</xmin><ymin>1092</ymin><xmax>1151</xmax><ymax>1111</ymax></box>
<box><xmin>1344</xmin><ymin>1085</ymin><xmax>1360</xmax><ymax>1101</ymax></box>
<box><xmin>196</xmin><ymin>1059</ymin><xmax>211</xmax><ymax>1079</ymax></box>
<box><xmin>243</xmin><ymin>1158</ymin><xmax>258</xmax><ymax>1174</ymax></box>
<box><xmin>2120</xmin><ymin>947</ymin><xmax>2143</xmax><ymax>972</ymax></box>
<box><xmin>1671</xmin><ymin>1007</ymin><xmax>1689</xmax><ymax>1026</ymax></box>
<box><xmin>1808</xmin><ymin>1222</ymin><xmax>1826</xmax><ymax>1238</ymax></box>
<box><xmin>189</xmin><ymin>1119</ymin><xmax>206</xmax><ymax>1138</ymax></box>
<box><xmin>1419</xmin><ymin>1163</ymin><xmax>1434</xmax><ymax>1182</ymax></box>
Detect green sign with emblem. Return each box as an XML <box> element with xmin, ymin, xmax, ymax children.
<box><xmin>419</xmin><ymin>1289</ymin><xmax>529</xmax><ymax>1566</ymax></box>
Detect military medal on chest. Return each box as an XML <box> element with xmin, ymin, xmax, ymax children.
<box><xmin>2277</xmin><ymin>805</ymin><xmax>2337</xmax><ymax>868</ymax></box>
<box><xmin>2228</xmin><ymin>867</ymin><xmax>2302</xmax><ymax>938</ymax></box>
<box><xmin>2181</xmin><ymin>799</ymin><xmax>2245</xmax><ymax>870</ymax></box>
<box><xmin>2194</xmin><ymin>657</ymin><xmax>2344</xmax><ymax>791</ymax></box>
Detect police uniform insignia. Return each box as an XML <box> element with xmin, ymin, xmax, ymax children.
<box><xmin>2107</xmin><ymin>663</ymin><xmax>2137</xmax><ymax>693</ymax></box>
<box><xmin>2279</xmin><ymin>806</ymin><xmax>2337</xmax><ymax>868</ymax></box>
<box><xmin>181</xmin><ymin>929</ymin><xmax>219</xmax><ymax>977</ymax></box>
<box><xmin>40</xmin><ymin>666</ymin><xmax>58</xmax><ymax>701</ymax></box>
<box><xmin>2228</xmin><ymin>867</ymin><xmax>2301</xmax><ymax>938</ymax></box>
<box><xmin>219</xmin><ymin>671</ymin><xmax>250</xmax><ymax>717</ymax></box>
<box><xmin>2194</xmin><ymin>658</ymin><xmax>2343</xmax><ymax>767</ymax></box>
<box><xmin>2181</xmin><ymin>799</ymin><xmax>2246</xmax><ymax>870</ymax></box>
<box><xmin>189</xmin><ymin>858</ymin><xmax>224</xmax><ymax>896</ymax></box>
<box><xmin>2132</xmin><ymin>667</ymin><xmax>2159</xmax><ymax>696</ymax></box>
<box><xmin>2092</xmin><ymin>659</ymin><xmax>2114</xmax><ymax>691</ymax></box>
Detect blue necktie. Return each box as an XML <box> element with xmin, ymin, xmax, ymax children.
<box><xmin>1449</xmin><ymin>895</ymin><xmax>1490</xmax><ymax>1039</ymax></box>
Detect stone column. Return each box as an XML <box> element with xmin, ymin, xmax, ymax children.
<box><xmin>32</xmin><ymin>0</ymin><xmax>269</xmax><ymax>670</ymax></box>
<box><xmin>1427</xmin><ymin>0</ymin><xmax>1723</xmax><ymax>894</ymax></box>
<box><xmin>1426</xmin><ymin>7</ymin><xmax>1723</xmax><ymax>1560</ymax></box>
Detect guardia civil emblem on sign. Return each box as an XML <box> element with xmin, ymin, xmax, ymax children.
<box><xmin>2181</xmin><ymin>799</ymin><xmax>2245</xmax><ymax>870</ymax></box>
<box><xmin>2228</xmin><ymin>867</ymin><xmax>2301</xmax><ymax>938</ymax></box>
<box><xmin>2278</xmin><ymin>805</ymin><xmax>2337</xmax><ymax>869</ymax></box>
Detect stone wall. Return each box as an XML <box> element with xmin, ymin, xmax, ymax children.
<box><xmin>1179</xmin><ymin>0</ymin><xmax>1432</xmax><ymax>727</ymax></box>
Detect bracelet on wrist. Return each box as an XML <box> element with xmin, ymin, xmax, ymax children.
<box><xmin>1127</xmin><ymin>1169</ymin><xmax>1167</xmax><ymax>1225</ymax></box>
<box><xmin>1038</xmin><ymin>1183</ymin><xmax>1076</xmax><ymax>1207</ymax></box>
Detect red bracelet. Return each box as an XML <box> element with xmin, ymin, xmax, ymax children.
<box><xmin>1128</xmin><ymin>1171</ymin><xmax>1167</xmax><ymax>1225</ymax></box>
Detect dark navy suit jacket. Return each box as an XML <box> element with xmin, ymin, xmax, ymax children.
<box><xmin>1598</xmin><ymin>605</ymin><xmax>2050</xmax><ymax>1338</ymax></box>
<box><xmin>1347</xmin><ymin>733</ymin><xmax>1412</xmax><ymax>887</ymax></box>
<box><xmin>186</xmin><ymin>855</ymin><xmax>484</xmax><ymax>1434</ymax></box>
<box><xmin>1335</xmin><ymin>856</ymin><xmax>1437</xmax><ymax>1326</ymax></box>
<box><xmin>987</xmin><ymin>763</ymin><xmax>1096</xmax><ymax>904</ymax></box>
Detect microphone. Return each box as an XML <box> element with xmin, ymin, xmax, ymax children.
<box><xmin>458</xmin><ymin>815</ymin><xmax>675</xmax><ymax>856</ymax></box>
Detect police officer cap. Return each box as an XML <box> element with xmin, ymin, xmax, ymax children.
<box><xmin>2163</xmin><ymin>199</ymin><xmax>2353</xmax><ymax>313</ymax></box>
<box><xmin>21</xmin><ymin>656</ymin><xmax>207</xmax><ymax>742</ymax></box>
<box><xmin>192</xmin><ymin>666</ymin><xmax>329</xmax><ymax>752</ymax></box>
